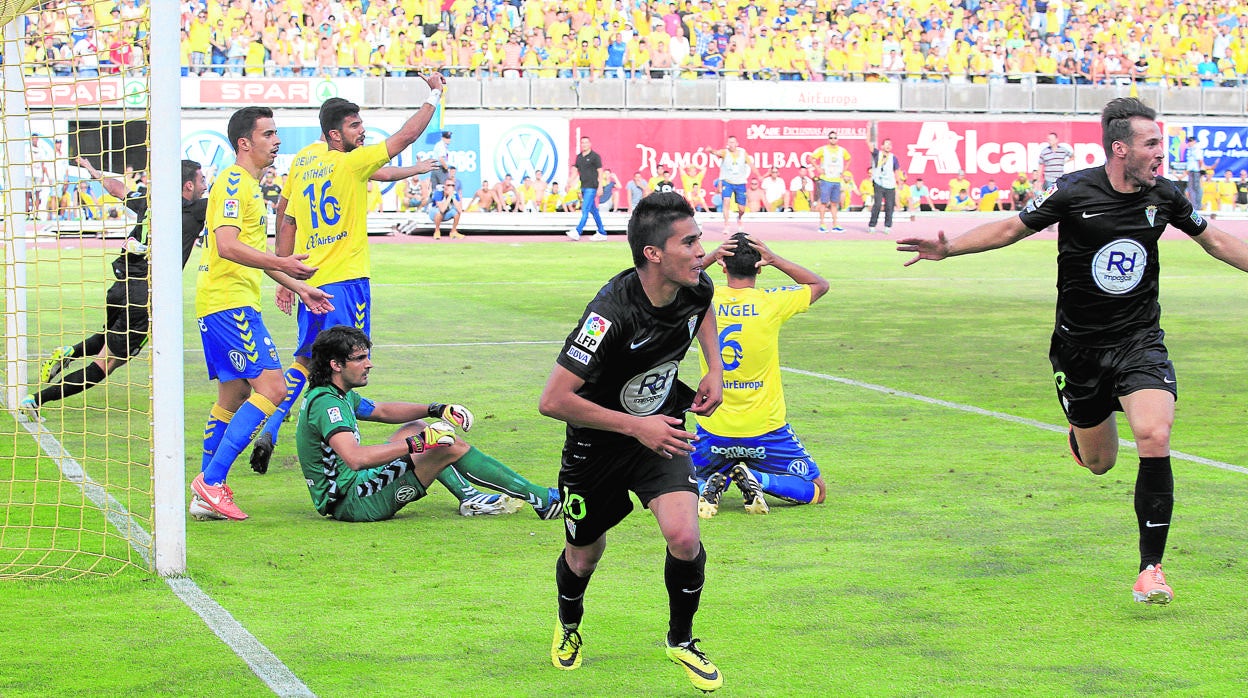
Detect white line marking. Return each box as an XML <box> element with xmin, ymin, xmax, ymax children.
<box><xmin>780</xmin><ymin>366</ymin><xmax>1248</xmax><ymax>475</ymax></box>
<box><xmin>166</xmin><ymin>577</ymin><xmax>316</xmax><ymax>697</ymax></box>
<box><xmin>11</xmin><ymin>411</ymin><xmax>315</xmax><ymax>697</ymax></box>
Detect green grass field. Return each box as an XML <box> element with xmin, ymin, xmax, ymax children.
<box><xmin>5</xmin><ymin>237</ymin><xmax>1248</xmax><ymax>696</ymax></box>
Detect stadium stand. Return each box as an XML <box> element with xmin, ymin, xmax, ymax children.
<box><xmin>13</xmin><ymin>1</ymin><xmax>1246</xmax><ymax>85</ymax></box>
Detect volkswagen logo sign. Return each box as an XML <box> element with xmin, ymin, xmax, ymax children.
<box><xmin>494</xmin><ymin>125</ymin><xmax>558</xmax><ymax>182</ymax></box>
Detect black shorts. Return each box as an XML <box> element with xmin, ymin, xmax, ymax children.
<box><xmin>558</xmin><ymin>439</ymin><xmax>699</xmax><ymax>547</ymax></box>
<box><xmin>104</xmin><ymin>279</ymin><xmax>149</xmax><ymax>358</ymax></box>
<box><xmin>1048</xmin><ymin>328</ymin><xmax>1177</xmax><ymax>428</ymax></box>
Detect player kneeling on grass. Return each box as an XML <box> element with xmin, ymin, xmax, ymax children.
<box><xmin>277</xmin><ymin>325</ymin><xmax>562</xmax><ymax>523</ymax></box>
<box><xmin>693</xmin><ymin>233</ymin><xmax>829</xmax><ymax>518</ymax></box>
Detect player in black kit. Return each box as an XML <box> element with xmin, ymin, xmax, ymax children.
<box><xmin>897</xmin><ymin>98</ymin><xmax>1248</xmax><ymax>606</ymax></box>
<box><xmin>539</xmin><ymin>191</ymin><xmax>726</xmax><ymax>692</ymax></box>
<box><xmin>19</xmin><ymin>159</ymin><xmax>208</xmax><ymax>421</ymax></box>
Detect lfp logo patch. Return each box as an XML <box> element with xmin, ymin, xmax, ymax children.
<box><xmin>223</xmin><ymin>199</ymin><xmax>240</xmax><ymax>219</ymax></box>
<box><xmin>575</xmin><ymin>312</ymin><xmax>612</xmax><ymax>352</ymax></box>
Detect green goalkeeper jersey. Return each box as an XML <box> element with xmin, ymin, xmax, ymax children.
<box><xmin>296</xmin><ymin>383</ymin><xmax>375</xmax><ymax>516</ymax></box>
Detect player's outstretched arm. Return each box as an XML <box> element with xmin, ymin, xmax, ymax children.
<box><xmin>326</xmin><ymin>422</ymin><xmax>453</xmax><ymax>471</ymax></box>
<box><xmin>75</xmin><ymin>156</ymin><xmax>128</xmax><ymax>200</ymax></box>
<box><xmin>539</xmin><ymin>364</ymin><xmax>696</xmax><ymax>458</ymax></box>
<box><xmin>690</xmin><ymin>306</ymin><xmax>723</xmax><ymax>417</ymax></box>
<box><xmin>385</xmin><ymin>72</ymin><xmax>445</xmax><ymax>158</ymax></box>
<box><xmin>1191</xmin><ymin>223</ymin><xmax>1248</xmax><ymax>273</ymax></box>
<box><xmin>897</xmin><ymin>215</ymin><xmax>1033</xmax><ymax>266</ymax></box>
<box><xmin>373</xmin><ymin>160</ymin><xmax>436</xmax><ymax>182</ymax></box>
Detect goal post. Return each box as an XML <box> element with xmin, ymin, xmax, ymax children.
<box><xmin>0</xmin><ymin>1</ymin><xmax>185</xmax><ymax>578</ymax></box>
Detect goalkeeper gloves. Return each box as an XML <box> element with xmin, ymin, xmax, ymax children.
<box><xmin>406</xmin><ymin>421</ymin><xmax>457</xmax><ymax>454</ymax></box>
<box><xmin>427</xmin><ymin>403</ymin><xmax>474</xmax><ymax>432</ymax></box>
<box><xmin>123</xmin><ymin>238</ymin><xmax>148</xmax><ymax>255</ymax></box>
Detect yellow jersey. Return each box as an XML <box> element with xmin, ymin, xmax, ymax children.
<box><xmin>283</xmin><ymin>140</ymin><xmax>389</xmax><ymax>286</ymax></box>
<box><xmin>811</xmin><ymin>144</ymin><xmax>850</xmax><ymax>182</ymax></box>
<box><xmin>696</xmin><ymin>284</ymin><xmax>812</xmax><ymax>438</ymax></box>
<box><xmin>196</xmin><ymin>164</ymin><xmax>268</xmax><ymax>317</ymax></box>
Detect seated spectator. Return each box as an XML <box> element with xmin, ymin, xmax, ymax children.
<box><xmin>789</xmin><ymin>166</ymin><xmax>817</xmax><ymax>212</ymax></box>
<box><xmin>1216</xmin><ymin>171</ymin><xmax>1238</xmax><ymax>212</ymax></box>
<box><xmin>910</xmin><ymin>177</ymin><xmax>933</xmax><ymax>212</ymax></box>
<box><xmin>467</xmin><ymin>180</ymin><xmax>500</xmax><ymax>212</ymax></box>
<box><xmin>493</xmin><ymin>174</ymin><xmax>521</xmax><ymax>212</ymax></box>
<box><xmin>428</xmin><ymin>180</ymin><xmax>464</xmax><ymax>239</ymax></box>
<box><xmin>946</xmin><ymin>189</ymin><xmax>976</xmax><ymax>211</ymax></box>
<box><xmin>1009</xmin><ymin>172</ymin><xmax>1032</xmax><ymax>211</ymax></box>
<box><xmin>760</xmin><ymin>166</ymin><xmax>789</xmax><ymax>211</ymax></box>
<box><xmin>598</xmin><ymin>169</ymin><xmax>621</xmax><ymax>212</ymax></box>
<box><xmin>625</xmin><ymin>172</ymin><xmax>648</xmax><ymax>211</ymax></box>
<box><xmin>744</xmin><ymin>177</ymin><xmax>768</xmax><ymax>212</ymax></box>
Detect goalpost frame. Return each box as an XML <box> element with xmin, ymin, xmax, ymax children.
<box><xmin>150</xmin><ymin>1</ymin><xmax>186</xmax><ymax>576</ymax></box>
<box><xmin>2</xmin><ymin>16</ymin><xmax>31</xmax><ymax>412</ymax></box>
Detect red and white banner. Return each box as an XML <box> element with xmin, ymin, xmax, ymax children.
<box><xmin>24</xmin><ymin>78</ymin><xmax>147</xmax><ymax>108</ymax></box>
<box><xmin>184</xmin><ymin>78</ymin><xmax>365</xmax><ymax>107</ymax></box>
<box><xmin>572</xmin><ymin>117</ymin><xmax>1107</xmax><ymax>204</ymax></box>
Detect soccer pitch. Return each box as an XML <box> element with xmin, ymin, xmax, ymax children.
<box><xmin>5</xmin><ymin>237</ymin><xmax>1248</xmax><ymax>695</ymax></box>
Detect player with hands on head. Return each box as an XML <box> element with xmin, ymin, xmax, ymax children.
<box><xmin>897</xmin><ymin>98</ymin><xmax>1248</xmax><ymax>605</ymax></box>
<box><xmin>693</xmin><ymin>233</ymin><xmax>828</xmax><ymax>517</ymax></box>
<box><xmin>293</xmin><ymin>325</ymin><xmax>562</xmax><ymax>522</ymax></box>
<box><xmin>540</xmin><ymin>191</ymin><xmax>725</xmax><ymax>692</ymax></box>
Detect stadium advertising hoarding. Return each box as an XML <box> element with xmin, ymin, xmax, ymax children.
<box><xmin>25</xmin><ymin>77</ymin><xmax>147</xmax><ymax>108</ymax></box>
<box><xmin>182</xmin><ymin>77</ymin><xmax>366</xmax><ymax>107</ymax></box>
<box><xmin>476</xmin><ymin>117</ymin><xmax>571</xmax><ymax>191</ymax></box>
<box><xmin>723</xmin><ymin>81</ymin><xmax>901</xmax><ymax>111</ymax></box>
<box><xmin>573</xmin><ymin>118</ymin><xmax>1107</xmax><ymax>205</ymax></box>
<box><xmin>1166</xmin><ymin>124</ymin><xmax>1248</xmax><ymax>176</ymax></box>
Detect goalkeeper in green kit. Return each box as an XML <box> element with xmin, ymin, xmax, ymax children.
<box><xmin>293</xmin><ymin>325</ymin><xmax>562</xmax><ymax>523</ymax></box>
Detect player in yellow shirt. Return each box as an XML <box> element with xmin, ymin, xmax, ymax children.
<box><xmin>809</xmin><ymin>129</ymin><xmax>851</xmax><ymax>232</ymax></box>
<box><xmin>248</xmin><ymin>78</ymin><xmax>447</xmax><ymax>476</ymax></box>
<box><xmin>693</xmin><ymin>234</ymin><xmax>830</xmax><ymax>516</ymax></box>
<box><xmin>191</xmin><ymin>106</ymin><xmax>333</xmax><ymax>521</ymax></box>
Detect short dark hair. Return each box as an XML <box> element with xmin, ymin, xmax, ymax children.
<box><xmin>722</xmin><ymin>233</ymin><xmax>760</xmax><ymax>278</ymax></box>
<box><xmin>226</xmin><ymin>106</ymin><xmax>274</xmax><ymax>153</ymax></box>
<box><xmin>181</xmin><ymin>159</ymin><xmax>201</xmax><ymax>185</ymax></box>
<box><xmin>320</xmin><ymin>98</ymin><xmax>361</xmax><ymax>139</ymax></box>
<box><xmin>1101</xmin><ymin>97</ymin><xmax>1156</xmax><ymax>153</ymax></box>
<box><xmin>626</xmin><ymin>191</ymin><xmax>694</xmax><ymax>268</ymax></box>
<box><xmin>308</xmin><ymin>325</ymin><xmax>371</xmax><ymax>388</ymax></box>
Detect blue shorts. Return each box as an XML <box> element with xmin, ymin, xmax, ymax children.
<box><xmin>818</xmin><ymin>180</ymin><xmax>842</xmax><ymax>205</ymax></box>
<box><xmin>691</xmin><ymin>424</ymin><xmax>820</xmax><ymax>480</ymax></box>
<box><xmin>722</xmin><ymin>182</ymin><xmax>747</xmax><ymax>205</ymax></box>
<box><xmin>295</xmin><ymin>278</ymin><xmax>371</xmax><ymax>357</ymax></box>
<box><xmin>198</xmin><ymin>307</ymin><xmax>282</xmax><ymax>381</ymax></box>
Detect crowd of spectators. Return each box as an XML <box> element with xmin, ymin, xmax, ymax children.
<box><xmin>165</xmin><ymin>0</ymin><xmax>1248</xmax><ymax>86</ymax></box>
<box><xmin>20</xmin><ymin>0</ymin><xmax>148</xmax><ymax>77</ymax></box>
<box><xmin>15</xmin><ymin>0</ymin><xmax>1248</xmax><ymax>86</ymax></box>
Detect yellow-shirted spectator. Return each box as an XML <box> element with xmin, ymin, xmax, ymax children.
<box><xmin>366</xmin><ymin>180</ymin><xmax>383</xmax><ymax>213</ymax></box>
<box><xmin>857</xmin><ymin>175</ymin><xmax>874</xmax><ymax>210</ymax></box>
<box><xmin>844</xmin><ymin>40</ymin><xmax>867</xmax><ymax>78</ymax></box>
<box><xmin>426</xmin><ymin>39</ymin><xmax>448</xmax><ymax>71</ymax></box>
<box><xmin>549</xmin><ymin>20</ymin><xmax>571</xmax><ymax>44</ymax></box>
<box><xmin>1201</xmin><ymin>173</ymin><xmax>1219</xmax><ymax>210</ymax></box>
<box><xmin>904</xmin><ymin>49</ymin><xmax>925</xmax><ymax>80</ymax></box>
<box><xmin>245</xmin><ymin>35</ymin><xmax>266</xmax><ymax>76</ymax></box>
<box><xmin>824</xmin><ymin>37</ymin><xmax>847</xmax><ymax>79</ymax></box>
<box><xmin>1216</xmin><ymin>172</ymin><xmax>1238</xmax><ymax>212</ymax></box>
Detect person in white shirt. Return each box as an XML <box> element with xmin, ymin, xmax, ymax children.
<box><xmin>760</xmin><ymin>167</ymin><xmax>789</xmax><ymax>211</ymax></box>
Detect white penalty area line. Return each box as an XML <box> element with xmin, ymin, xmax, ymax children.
<box><xmin>781</xmin><ymin>367</ymin><xmax>1248</xmax><ymax>476</ymax></box>
<box><xmin>8</xmin><ymin>411</ymin><xmax>315</xmax><ymax>698</ymax></box>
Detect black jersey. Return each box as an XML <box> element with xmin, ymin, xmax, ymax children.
<box><xmin>110</xmin><ymin>193</ymin><xmax>207</xmax><ymax>280</ymax></box>
<box><xmin>556</xmin><ymin>267</ymin><xmax>714</xmax><ymax>448</ymax></box>
<box><xmin>1018</xmin><ymin>167</ymin><xmax>1207</xmax><ymax>347</ymax></box>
